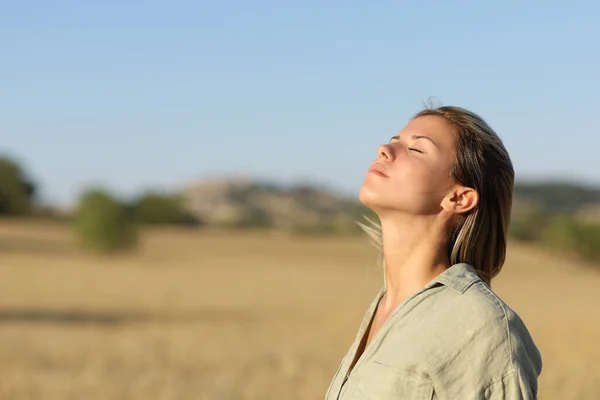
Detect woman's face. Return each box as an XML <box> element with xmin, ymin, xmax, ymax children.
<box><xmin>359</xmin><ymin>115</ymin><xmax>458</xmax><ymax>216</ymax></box>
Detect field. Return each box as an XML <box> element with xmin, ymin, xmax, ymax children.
<box><xmin>0</xmin><ymin>220</ymin><xmax>599</xmax><ymax>399</ymax></box>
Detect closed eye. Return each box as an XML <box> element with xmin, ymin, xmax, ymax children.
<box><xmin>409</xmin><ymin>147</ymin><xmax>424</xmax><ymax>154</ymax></box>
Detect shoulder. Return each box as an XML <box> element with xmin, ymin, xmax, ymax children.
<box><xmin>438</xmin><ymin>277</ymin><xmax>541</xmax><ymax>364</ymax></box>
<box><xmin>429</xmin><ymin>278</ymin><xmax>543</xmax><ymax>397</ymax></box>
<box><xmin>468</xmin><ymin>281</ymin><xmax>543</xmax><ymax>383</ymax></box>
<box><xmin>465</xmin><ymin>279</ymin><xmax>541</xmax><ymax>363</ymax></box>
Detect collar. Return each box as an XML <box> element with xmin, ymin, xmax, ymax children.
<box><xmin>424</xmin><ymin>263</ymin><xmax>482</xmax><ymax>294</ymax></box>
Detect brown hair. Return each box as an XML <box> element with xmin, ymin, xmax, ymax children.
<box><xmin>360</xmin><ymin>106</ymin><xmax>514</xmax><ymax>287</ymax></box>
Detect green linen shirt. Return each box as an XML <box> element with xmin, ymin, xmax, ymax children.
<box><xmin>325</xmin><ymin>263</ymin><xmax>542</xmax><ymax>400</ymax></box>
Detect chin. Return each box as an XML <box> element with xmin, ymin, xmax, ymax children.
<box><xmin>359</xmin><ymin>184</ymin><xmax>383</xmax><ymax>210</ymax></box>
<box><xmin>359</xmin><ymin>184</ymin><xmax>406</xmax><ymax>217</ymax></box>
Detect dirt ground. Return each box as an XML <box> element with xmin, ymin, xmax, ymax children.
<box><xmin>0</xmin><ymin>220</ymin><xmax>599</xmax><ymax>399</ymax></box>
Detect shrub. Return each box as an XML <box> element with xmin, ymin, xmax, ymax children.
<box><xmin>133</xmin><ymin>192</ymin><xmax>199</xmax><ymax>226</ymax></box>
<box><xmin>0</xmin><ymin>155</ymin><xmax>37</xmax><ymax>215</ymax></box>
<box><xmin>73</xmin><ymin>188</ymin><xmax>137</xmax><ymax>253</ymax></box>
<box><xmin>509</xmin><ymin>209</ymin><xmax>549</xmax><ymax>242</ymax></box>
<box><xmin>539</xmin><ymin>215</ymin><xmax>580</xmax><ymax>253</ymax></box>
<box><xmin>532</xmin><ymin>215</ymin><xmax>600</xmax><ymax>266</ymax></box>
<box><xmin>572</xmin><ymin>223</ymin><xmax>600</xmax><ymax>263</ymax></box>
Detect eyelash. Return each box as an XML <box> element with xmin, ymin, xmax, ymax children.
<box><xmin>408</xmin><ymin>147</ymin><xmax>424</xmax><ymax>154</ymax></box>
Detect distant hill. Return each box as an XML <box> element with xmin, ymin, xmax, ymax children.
<box><xmin>514</xmin><ymin>181</ymin><xmax>600</xmax><ymax>214</ymax></box>
<box><xmin>180</xmin><ymin>178</ymin><xmax>600</xmax><ymax>232</ymax></box>
<box><xmin>182</xmin><ymin>178</ymin><xmax>370</xmax><ymax>234</ymax></box>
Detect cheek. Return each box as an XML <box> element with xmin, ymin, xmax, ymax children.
<box><xmin>390</xmin><ymin>162</ymin><xmax>450</xmax><ymax>206</ymax></box>
<box><xmin>391</xmin><ymin>161</ymin><xmax>435</xmax><ymax>191</ymax></box>
<box><xmin>408</xmin><ymin>159</ymin><xmax>452</xmax><ymax>191</ymax></box>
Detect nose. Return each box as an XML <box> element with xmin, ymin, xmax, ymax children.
<box><xmin>377</xmin><ymin>144</ymin><xmax>395</xmax><ymax>162</ymax></box>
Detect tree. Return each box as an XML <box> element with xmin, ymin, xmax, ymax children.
<box><xmin>132</xmin><ymin>191</ymin><xmax>198</xmax><ymax>226</ymax></box>
<box><xmin>73</xmin><ymin>188</ymin><xmax>137</xmax><ymax>253</ymax></box>
<box><xmin>0</xmin><ymin>156</ymin><xmax>37</xmax><ymax>215</ymax></box>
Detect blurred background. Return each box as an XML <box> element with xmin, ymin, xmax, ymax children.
<box><xmin>1</xmin><ymin>1</ymin><xmax>599</xmax><ymax>399</ymax></box>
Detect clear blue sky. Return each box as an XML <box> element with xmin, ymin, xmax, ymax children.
<box><xmin>2</xmin><ymin>1</ymin><xmax>599</xmax><ymax>206</ymax></box>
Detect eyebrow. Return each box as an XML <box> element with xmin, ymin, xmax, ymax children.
<box><xmin>390</xmin><ymin>134</ymin><xmax>438</xmax><ymax>147</ymax></box>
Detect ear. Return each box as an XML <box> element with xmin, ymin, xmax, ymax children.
<box><xmin>442</xmin><ymin>186</ymin><xmax>479</xmax><ymax>215</ymax></box>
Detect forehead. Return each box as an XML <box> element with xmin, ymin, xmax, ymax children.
<box><xmin>400</xmin><ymin>115</ymin><xmax>455</xmax><ymax>145</ymax></box>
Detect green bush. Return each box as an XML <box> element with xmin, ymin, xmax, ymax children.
<box><xmin>536</xmin><ymin>217</ymin><xmax>600</xmax><ymax>264</ymax></box>
<box><xmin>0</xmin><ymin>156</ymin><xmax>37</xmax><ymax>215</ymax></box>
<box><xmin>509</xmin><ymin>219</ymin><xmax>540</xmax><ymax>242</ymax></box>
<box><xmin>572</xmin><ymin>223</ymin><xmax>600</xmax><ymax>262</ymax></box>
<box><xmin>132</xmin><ymin>192</ymin><xmax>198</xmax><ymax>226</ymax></box>
<box><xmin>509</xmin><ymin>208</ymin><xmax>600</xmax><ymax>266</ymax></box>
<box><xmin>73</xmin><ymin>188</ymin><xmax>138</xmax><ymax>253</ymax></box>
<box><xmin>539</xmin><ymin>215</ymin><xmax>580</xmax><ymax>253</ymax></box>
<box><xmin>509</xmin><ymin>210</ymin><xmax>548</xmax><ymax>242</ymax></box>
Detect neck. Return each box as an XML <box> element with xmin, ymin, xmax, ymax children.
<box><xmin>379</xmin><ymin>214</ymin><xmax>451</xmax><ymax>310</ymax></box>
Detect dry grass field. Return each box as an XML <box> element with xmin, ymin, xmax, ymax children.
<box><xmin>0</xmin><ymin>220</ymin><xmax>599</xmax><ymax>399</ymax></box>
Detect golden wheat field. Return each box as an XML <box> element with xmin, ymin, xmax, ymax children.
<box><xmin>0</xmin><ymin>220</ymin><xmax>599</xmax><ymax>399</ymax></box>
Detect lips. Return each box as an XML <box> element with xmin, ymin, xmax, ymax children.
<box><xmin>368</xmin><ymin>163</ymin><xmax>389</xmax><ymax>177</ymax></box>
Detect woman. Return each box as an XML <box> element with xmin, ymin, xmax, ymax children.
<box><xmin>325</xmin><ymin>106</ymin><xmax>542</xmax><ymax>399</ymax></box>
